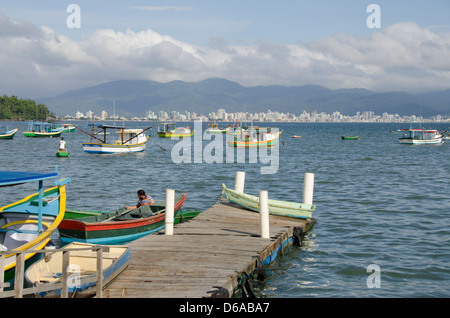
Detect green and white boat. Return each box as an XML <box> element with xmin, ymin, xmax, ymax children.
<box><xmin>0</xmin><ymin>127</ymin><xmax>18</xmax><ymax>140</ymax></box>
<box><xmin>61</xmin><ymin>124</ymin><xmax>76</xmax><ymax>133</ymax></box>
<box><xmin>23</xmin><ymin>122</ymin><xmax>63</xmax><ymax>138</ymax></box>
<box><xmin>222</xmin><ymin>184</ymin><xmax>315</xmax><ymax>219</ymax></box>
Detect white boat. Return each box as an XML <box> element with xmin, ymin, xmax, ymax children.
<box><xmin>61</xmin><ymin>124</ymin><xmax>76</xmax><ymax>133</ymax></box>
<box><xmin>205</xmin><ymin>122</ymin><xmax>226</xmax><ymax>134</ymax></box>
<box><xmin>25</xmin><ymin>242</ymin><xmax>130</xmax><ymax>298</ymax></box>
<box><xmin>157</xmin><ymin>123</ymin><xmax>193</xmax><ymax>137</ymax></box>
<box><xmin>227</xmin><ymin>126</ymin><xmax>282</xmax><ymax>148</ymax></box>
<box><xmin>79</xmin><ymin>124</ymin><xmax>151</xmax><ymax>154</ymax></box>
<box><xmin>397</xmin><ymin>128</ymin><xmax>443</xmax><ymax>144</ymax></box>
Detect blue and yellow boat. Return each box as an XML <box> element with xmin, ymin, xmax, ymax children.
<box><xmin>0</xmin><ymin>168</ymin><xmax>70</xmax><ymax>284</ymax></box>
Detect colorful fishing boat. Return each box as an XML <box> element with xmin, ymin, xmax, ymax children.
<box><xmin>0</xmin><ymin>169</ymin><xmax>70</xmax><ymax>284</ymax></box>
<box><xmin>78</xmin><ymin>124</ymin><xmax>151</xmax><ymax>154</ymax></box>
<box><xmin>397</xmin><ymin>128</ymin><xmax>443</xmax><ymax>144</ymax></box>
<box><xmin>63</xmin><ymin>207</ymin><xmax>201</xmax><ymax>225</ymax></box>
<box><xmin>61</xmin><ymin>124</ymin><xmax>76</xmax><ymax>133</ymax></box>
<box><xmin>227</xmin><ymin>127</ymin><xmax>282</xmax><ymax>148</ymax></box>
<box><xmin>25</xmin><ymin>242</ymin><xmax>130</xmax><ymax>298</ymax></box>
<box><xmin>157</xmin><ymin>123</ymin><xmax>193</xmax><ymax>138</ymax></box>
<box><xmin>23</xmin><ymin>122</ymin><xmax>63</xmax><ymax>138</ymax></box>
<box><xmin>222</xmin><ymin>184</ymin><xmax>315</xmax><ymax>219</ymax></box>
<box><xmin>205</xmin><ymin>122</ymin><xmax>226</xmax><ymax>134</ymax></box>
<box><xmin>341</xmin><ymin>136</ymin><xmax>359</xmax><ymax>140</ymax></box>
<box><xmin>0</xmin><ymin>127</ymin><xmax>18</xmax><ymax>140</ymax></box>
<box><xmin>58</xmin><ymin>193</ymin><xmax>187</xmax><ymax>245</ymax></box>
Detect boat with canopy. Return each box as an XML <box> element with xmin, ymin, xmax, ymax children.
<box><xmin>77</xmin><ymin>124</ymin><xmax>151</xmax><ymax>154</ymax></box>
<box><xmin>0</xmin><ymin>168</ymin><xmax>70</xmax><ymax>284</ymax></box>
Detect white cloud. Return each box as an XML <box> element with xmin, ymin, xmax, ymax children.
<box><xmin>1</xmin><ymin>12</ymin><xmax>450</xmax><ymax>98</ymax></box>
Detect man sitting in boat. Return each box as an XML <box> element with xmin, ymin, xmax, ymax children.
<box><xmin>125</xmin><ymin>189</ymin><xmax>154</xmax><ymax>210</ymax></box>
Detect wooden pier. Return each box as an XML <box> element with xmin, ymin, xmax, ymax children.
<box><xmin>104</xmin><ymin>199</ymin><xmax>316</xmax><ymax>298</ymax></box>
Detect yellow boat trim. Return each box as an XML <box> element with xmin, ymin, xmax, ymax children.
<box><xmin>1</xmin><ymin>183</ymin><xmax>67</xmax><ymax>271</ymax></box>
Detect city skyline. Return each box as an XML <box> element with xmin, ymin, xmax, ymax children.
<box><xmin>66</xmin><ymin>108</ymin><xmax>450</xmax><ymax>123</ymax></box>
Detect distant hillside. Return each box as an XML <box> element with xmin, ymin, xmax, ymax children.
<box><xmin>38</xmin><ymin>78</ymin><xmax>450</xmax><ymax>117</ymax></box>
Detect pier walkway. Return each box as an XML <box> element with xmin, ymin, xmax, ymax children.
<box><xmin>104</xmin><ymin>199</ymin><xmax>316</xmax><ymax>298</ymax></box>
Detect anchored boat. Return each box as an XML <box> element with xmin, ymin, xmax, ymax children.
<box><xmin>222</xmin><ymin>184</ymin><xmax>315</xmax><ymax>219</ymax></box>
<box><xmin>157</xmin><ymin>123</ymin><xmax>193</xmax><ymax>138</ymax></box>
<box><xmin>397</xmin><ymin>128</ymin><xmax>443</xmax><ymax>144</ymax></box>
<box><xmin>0</xmin><ymin>127</ymin><xmax>18</xmax><ymax>140</ymax></box>
<box><xmin>157</xmin><ymin>123</ymin><xmax>194</xmax><ymax>138</ymax></box>
<box><xmin>58</xmin><ymin>193</ymin><xmax>187</xmax><ymax>244</ymax></box>
<box><xmin>61</xmin><ymin>124</ymin><xmax>76</xmax><ymax>133</ymax></box>
<box><xmin>25</xmin><ymin>242</ymin><xmax>130</xmax><ymax>298</ymax></box>
<box><xmin>0</xmin><ymin>169</ymin><xmax>70</xmax><ymax>283</ymax></box>
<box><xmin>227</xmin><ymin>126</ymin><xmax>282</xmax><ymax>148</ymax></box>
<box><xmin>341</xmin><ymin>136</ymin><xmax>359</xmax><ymax>140</ymax></box>
<box><xmin>77</xmin><ymin>124</ymin><xmax>151</xmax><ymax>154</ymax></box>
<box><xmin>23</xmin><ymin>122</ymin><xmax>63</xmax><ymax>138</ymax></box>
<box><xmin>205</xmin><ymin>122</ymin><xmax>226</xmax><ymax>134</ymax></box>
<box><xmin>64</xmin><ymin>206</ymin><xmax>201</xmax><ymax>225</ymax></box>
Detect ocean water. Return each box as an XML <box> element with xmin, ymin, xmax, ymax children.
<box><xmin>1</xmin><ymin>120</ymin><xmax>449</xmax><ymax>297</ymax></box>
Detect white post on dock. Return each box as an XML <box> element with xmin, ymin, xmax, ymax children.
<box><xmin>165</xmin><ymin>189</ymin><xmax>175</xmax><ymax>235</ymax></box>
<box><xmin>234</xmin><ymin>171</ymin><xmax>245</xmax><ymax>193</ymax></box>
<box><xmin>303</xmin><ymin>173</ymin><xmax>315</xmax><ymax>205</ymax></box>
<box><xmin>259</xmin><ymin>191</ymin><xmax>270</xmax><ymax>239</ymax></box>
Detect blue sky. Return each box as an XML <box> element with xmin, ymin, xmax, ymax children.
<box><xmin>1</xmin><ymin>1</ymin><xmax>450</xmax><ymax>97</ymax></box>
<box><xmin>2</xmin><ymin>0</ymin><xmax>450</xmax><ymax>45</ymax></box>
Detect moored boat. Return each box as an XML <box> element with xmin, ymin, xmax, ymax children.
<box><xmin>222</xmin><ymin>184</ymin><xmax>315</xmax><ymax>219</ymax></box>
<box><xmin>0</xmin><ymin>169</ymin><xmax>70</xmax><ymax>284</ymax></box>
<box><xmin>58</xmin><ymin>193</ymin><xmax>187</xmax><ymax>244</ymax></box>
<box><xmin>227</xmin><ymin>127</ymin><xmax>282</xmax><ymax>148</ymax></box>
<box><xmin>205</xmin><ymin>122</ymin><xmax>226</xmax><ymax>134</ymax></box>
<box><xmin>61</xmin><ymin>124</ymin><xmax>76</xmax><ymax>133</ymax></box>
<box><xmin>64</xmin><ymin>207</ymin><xmax>201</xmax><ymax>225</ymax></box>
<box><xmin>23</xmin><ymin>122</ymin><xmax>63</xmax><ymax>138</ymax></box>
<box><xmin>78</xmin><ymin>124</ymin><xmax>151</xmax><ymax>154</ymax></box>
<box><xmin>397</xmin><ymin>128</ymin><xmax>443</xmax><ymax>144</ymax></box>
<box><xmin>341</xmin><ymin>136</ymin><xmax>359</xmax><ymax>140</ymax></box>
<box><xmin>0</xmin><ymin>127</ymin><xmax>18</xmax><ymax>140</ymax></box>
<box><xmin>157</xmin><ymin>123</ymin><xmax>193</xmax><ymax>138</ymax></box>
<box><xmin>25</xmin><ymin>242</ymin><xmax>130</xmax><ymax>298</ymax></box>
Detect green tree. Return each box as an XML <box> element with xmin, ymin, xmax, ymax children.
<box><xmin>0</xmin><ymin>95</ymin><xmax>54</xmax><ymax>120</ymax></box>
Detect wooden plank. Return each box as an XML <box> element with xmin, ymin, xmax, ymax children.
<box><xmin>104</xmin><ymin>200</ymin><xmax>315</xmax><ymax>298</ymax></box>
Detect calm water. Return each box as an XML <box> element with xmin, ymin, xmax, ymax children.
<box><xmin>1</xmin><ymin>120</ymin><xmax>449</xmax><ymax>297</ymax></box>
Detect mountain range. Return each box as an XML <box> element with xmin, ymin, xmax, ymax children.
<box><xmin>38</xmin><ymin>78</ymin><xmax>450</xmax><ymax>118</ymax></box>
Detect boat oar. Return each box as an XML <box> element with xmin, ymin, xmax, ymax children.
<box><xmin>157</xmin><ymin>144</ymin><xmax>166</xmax><ymax>151</ymax></box>
<box><xmin>100</xmin><ymin>208</ymin><xmax>136</xmax><ymax>223</ymax></box>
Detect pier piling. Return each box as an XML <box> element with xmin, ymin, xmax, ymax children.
<box><xmin>165</xmin><ymin>189</ymin><xmax>175</xmax><ymax>236</ymax></box>
<box><xmin>259</xmin><ymin>191</ymin><xmax>270</xmax><ymax>239</ymax></box>
<box><xmin>303</xmin><ymin>173</ymin><xmax>314</xmax><ymax>205</ymax></box>
<box><xmin>234</xmin><ymin>171</ymin><xmax>245</xmax><ymax>193</ymax></box>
